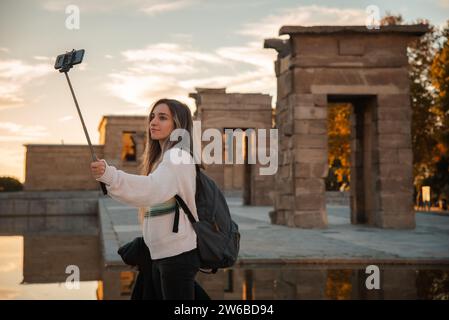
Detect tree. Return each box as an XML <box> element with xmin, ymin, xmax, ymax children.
<box><xmin>430</xmin><ymin>22</ymin><xmax>449</xmax><ymax>131</ymax></box>
<box><xmin>427</xmin><ymin>21</ymin><xmax>449</xmax><ymax>203</ymax></box>
<box><xmin>326</xmin><ymin>103</ymin><xmax>351</xmax><ymax>191</ymax></box>
<box><xmin>380</xmin><ymin>12</ymin><xmax>404</xmax><ymax>26</ymax></box>
<box><xmin>408</xmin><ymin>21</ymin><xmax>441</xmax><ymax>196</ymax></box>
<box><xmin>380</xmin><ymin>15</ymin><xmax>441</xmax><ymax>194</ymax></box>
<box><xmin>0</xmin><ymin>176</ymin><xmax>23</xmax><ymax>192</ymax></box>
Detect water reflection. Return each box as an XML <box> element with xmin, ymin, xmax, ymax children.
<box><xmin>1</xmin><ymin>216</ymin><xmax>448</xmax><ymax>299</ymax></box>
<box><xmin>199</xmin><ymin>266</ymin><xmax>449</xmax><ymax>300</ymax></box>
<box><xmin>0</xmin><ymin>215</ymin><xmax>100</xmax><ymax>300</ymax></box>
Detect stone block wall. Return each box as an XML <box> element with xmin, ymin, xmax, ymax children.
<box><xmin>24</xmin><ymin>145</ymin><xmax>105</xmax><ymax>191</ymax></box>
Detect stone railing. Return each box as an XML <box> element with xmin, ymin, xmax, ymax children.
<box><xmin>0</xmin><ymin>190</ymin><xmax>101</xmax><ymax>216</ymax></box>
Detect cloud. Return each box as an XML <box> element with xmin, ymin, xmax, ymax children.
<box><xmin>78</xmin><ymin>62</ymin><xmax>88</xmax><ymax>71</ymax></box>
<box><xmin>180</xmin><ymin>68</ymin><xmax>275</xmax><ymax>96</ymax></box>
<box><xmin>105</xmin><ymin>5</ymin><xmax>368</xmax><ymax>111</ymax></box>
<box><xmin>216</xmin><ymin>41</ymin><xmax>276</xmax><ymax>72</ymax></box>
<box><xmin>0</xmin><ymin>262</ymin><xmax>17</xmax><ymax>273</ymax></box>
<box><xmin>239</xmin><ymin>5</ymin><xmax>367</xmax><ymax>40</ymax></box>
<box><xmin>105</xmin><ymin>39</ymin><xmax>279</xmax><ymax>110</ymax></box>
<box><xmin>169</xmin><ymin>33</ymin><xmax>194</xmax><ymax>43</ymax></box>
<box><xmin>193</xmin><ymin>5</ymin><xmax>366</xmax><ymax>101</ymax></box>
<box><xmin>106</xmin><ymin>43</ymin><xmax>228</xmax><ymax>109</ymax></box>
<box><xmin>0</xmin><ymin>143</ymin><xmax>26</xmax><ymax>181</ymax></box>
<box><xmin>203</xmin><ymin>0</ymin><xmax>273</xmax><ymax>10</ymax></box>
<box><xmin>58</xmin><ymin>116</ymin><xmax>74</xmax><ymax>122</ymax></box>
<box><xmin>106</xmin><ymin>72</ymin><xmax>188</xmax><ymax>108</ymax></box>
<box><xmin>140</xmin><ymin>0</ymin><xmax>199</xmax><ymax>15</ymax></box>
<box><xmin>0</xmin><ymin>122</ymin><xmax>50</xmax><ymax>180</ymax></box>
<box><xmin>438</xmin><ymin>0</ymin><xmax>449</xmax><ymax>8</ymax></box>
<box><xmin>0</xmin><ymin>59</ymin><xmax>52</xmax><ymax>110</ymax></box>
<box><xmin>189</xmin><ymin>5</ymin><xmax>366</xmax><ymax>99</ymax></box>
<box><xmin>42</xmin><ymin>0</ymin><xmax>199</xmax><ymax>15</ymax></box>
<box><xmin>0</xmin><ymin>122</ymin><xmax>49</xmax><ymax>142</ymax></box>
<box><xmin>42</xmin><ymin>0</ymin><xmax>142</xmax><ymax>12</ymax></box>
<box><xmin>122</xmin><ymin>43</ymin><xmax>224</xmax><ymax>65</ymax></box>
<box><xmin>33</xmin><ymin>56</ymin><xmax>51</xmax><ymax>61</ymax></box>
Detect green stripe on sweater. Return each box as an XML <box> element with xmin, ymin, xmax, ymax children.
<box><xmin>144</xmin><ymin>197</ymin><xmax>177</xmax><ymax>218</ymax></box>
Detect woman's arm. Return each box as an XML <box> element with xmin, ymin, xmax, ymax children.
<box><xmin>94</xmin><ymin>149</ymin><xmax>192</xmax><ymax>207</ymax></box>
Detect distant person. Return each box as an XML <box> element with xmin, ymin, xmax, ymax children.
<box><xmin>417</xmin><ymin>195</ymin><xmax>423</xmax><ymax>210</ymax></box>
<box><xmin>90</xmin><ymin>98</ymin><xmax>206</xmax><ymax>300</ymax></box>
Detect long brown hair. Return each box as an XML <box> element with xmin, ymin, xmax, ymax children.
<box><xmin>140</xmin><ymin>98</ymin><xmax>195</xmax><ymax>175</ymax></box>
<box><xmin>138</xmin><ymin>98</ymin><xmax>198</xmax><ymax>223</ymax></box>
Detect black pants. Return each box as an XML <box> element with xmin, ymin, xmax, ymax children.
<box><xmin>152</xmin><ymin>248</ymin><xmax>204</xmax><ymax>300</ymax></box>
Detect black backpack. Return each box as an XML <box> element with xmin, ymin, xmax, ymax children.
<box><xmin>172</xmin><ymin>165</ymin><xmax>240</xmax><ymax>273</ymax></box>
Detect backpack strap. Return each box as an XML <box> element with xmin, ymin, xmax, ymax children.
<box><xmin>172</xmin><ymin>203</ymin><xmax>180</xmax><ymax>233</ymax></box>
<box><xmin>172</xmin><ymin>161</ymin><xmax>201</xmax><ymax>233</ymax></box>
<box><xmin>194</xmin><ymin>163</ymin><xmax>201</xmax><ymax>191</ymax></box>
<box><xmin>174</xmin><ymin>195</ymin><xmax>197</xmax><ymax>224</ymax></box>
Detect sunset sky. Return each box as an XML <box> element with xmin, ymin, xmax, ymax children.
<box><xmin>0</xmin><ymin>0</ymin><xmax>448</xmax><ymax>182</ymax></box>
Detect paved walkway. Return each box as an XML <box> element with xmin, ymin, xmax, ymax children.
<box><xmin>98</xmin><ymin>196</ymin><xmax>449</xmax><ymax>268</ymax></box>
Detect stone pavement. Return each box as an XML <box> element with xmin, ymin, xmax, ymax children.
<box><xmin>98</xmin><ymin>196</ymin><xmax>449</xmax><ymax>268</ymax></box>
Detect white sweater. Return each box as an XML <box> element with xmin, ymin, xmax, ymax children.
<box><xmin>96</xmin><ymin>148</ymin><xmax>198</xmax><ymax>259</ymax></box>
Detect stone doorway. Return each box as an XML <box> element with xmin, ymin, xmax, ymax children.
<box><xmin>223</xmin><ymin>128</ymin><xmax>252</xmax><ymax>204</ymax></box>
<box><xmin>328</xmin><ymin>95</ymin><xmax>378</xmax><ymax>225</ymax></box>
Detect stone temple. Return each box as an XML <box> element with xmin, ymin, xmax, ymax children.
<box><xmin>24</xmin><ymin>25</ymin><xmax>429</xmax><ymax>230</ymax></box>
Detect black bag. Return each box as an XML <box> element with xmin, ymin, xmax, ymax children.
<box><xmin>173</xmin><ymin>165</ymin><xmax>240</xmax><ymax>273</ymax></box>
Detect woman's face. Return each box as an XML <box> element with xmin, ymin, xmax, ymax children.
<box><xmin>149</xmin><ymin>103</ymin><xmax>175</xmax><ymax>141</ymax></box>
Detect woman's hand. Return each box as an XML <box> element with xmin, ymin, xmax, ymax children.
<box><xmin>91</xmin><ymin>158</ymin><xmax>106</xmax><ymax>179</ymax></box>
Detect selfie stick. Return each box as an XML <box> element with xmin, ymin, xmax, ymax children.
<box><xmin>62</xmin><ymin>70</ymin><xmax>108</xmax><ymax>195</ymax></box>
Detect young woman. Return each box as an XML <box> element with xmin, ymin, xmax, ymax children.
<box><xmin>91</xmin><ymin>98</ymin><xmax>204</xmax><ymax>300</ymax></box>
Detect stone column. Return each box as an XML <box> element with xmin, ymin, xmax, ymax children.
<box><xmin>265</xmin><ymin>39</ymin><xmax>328</xmax><ymax>228</ymax></box>
<box><xmin>375</xmin><ymin>94</ymin><xmax>415</xmax><ymax>228</ymax></box>
<box><xmin>350</xmin><ymin>98</ymin><xmax>379</xmax><ymax>226</ymax></box>
<box><xmin>292</xmin><ymin>93</ymin><xmax>329</xmax><ymax>228</ymax></box>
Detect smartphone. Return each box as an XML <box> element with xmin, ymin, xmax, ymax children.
<box><xmin>54</xmin><ymin>49</ymin><xmax>85</xmax><ymax>70</ymax></box>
